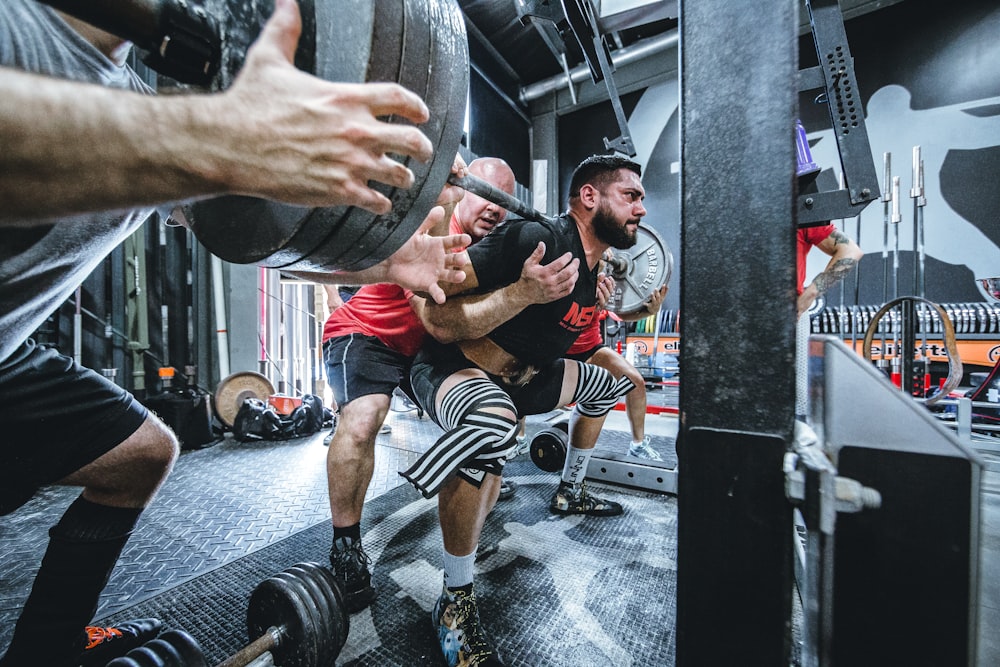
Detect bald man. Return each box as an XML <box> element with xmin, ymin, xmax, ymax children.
<box><xmin>320</xmin><ymin>157</ymin><xmax>577</xmax><ymax>613</ymax></box>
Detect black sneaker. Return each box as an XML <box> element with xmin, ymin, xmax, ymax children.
<box><xmin>497</xmin><ymin>479</ymin><xmax>516</xmax><ymax>501</ymax></box>
<box><xmin>79</xmin><ymin>618</ymin><xmax>163</xmax><ymax>667</ymax></box>
<box><xmin>433</xmin><ymin>585</ymin><xmax>506</xmax><ymax>666</ymax></box>
<box><xmin>329</xmin><ymin>536</ymin><xmax>376</xmax><ymax>613</ymax></box>
<box><xmin>549</xmin><ymin>481</ymin><xmax>624</xmax><ymax>516</ymax></box>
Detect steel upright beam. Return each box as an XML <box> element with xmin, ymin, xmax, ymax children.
<box><xmin>676</xmin><ymin>0</ymin><xmax>799</xmax><ymax>664</ymax></box>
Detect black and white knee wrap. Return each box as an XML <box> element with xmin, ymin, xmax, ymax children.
<box><xmin>570</xmin><ymin>360</ymin><xmax>635</xmax><ymax>417</ymax></box>
<box><xmin>401</xmin><ymin>378</ymin><xmax>518</xmax><ymax>498</ymax></box>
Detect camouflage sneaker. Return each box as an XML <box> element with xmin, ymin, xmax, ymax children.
<box><xmin>329</xmin><ymin>536</ymin><xmax>376</xmax><ymax>613</ymax></box>
<box><xmin>549</xmin><ymin>481</ymin><xmax>624</xmax><ymax>516</ymax></box>
<box><xmin>79</xmin><ymin>618</ymin><xmax>163</xmax><ymax>667</ymax></box>
<box><xmin>433</xmin><ymin>586</ymin><xmax>506</xmax><ymax>666</ymax></box>
<box><xmin>627</xmin><ymin>435</ymin><xmax>664</xmax><ymax>461</ymax></box>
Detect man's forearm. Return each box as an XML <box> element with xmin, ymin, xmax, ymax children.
<box><xmin>420</xmin><ymin>280</ymin><xmax>535</xmax><ymax>343</ymax></box>
<box><xmin>0</xmin><ymin>69</ymin><xmax>231</xmax><ymax>224</ymax></box>
<box><xmin>810</xmin><ymin>257</ymin><xmax>859</xmax><ymax>295</ymax></box>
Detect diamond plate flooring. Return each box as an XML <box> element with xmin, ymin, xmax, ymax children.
<box><xmin>3</xmin><ymin>396</ymin><xmax>998</xmax><ymax>666</ymax></box>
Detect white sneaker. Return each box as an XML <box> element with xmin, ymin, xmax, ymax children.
<box><xmin>628</xmin><ymin>436</ymin><xmax>663</xmax><ymax>461</ymax></box>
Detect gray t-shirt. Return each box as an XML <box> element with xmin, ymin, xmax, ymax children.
<box><xmin>0</xmin><ymin>0</ymin><xmax>154</xmax><ymax>363</ymax></box>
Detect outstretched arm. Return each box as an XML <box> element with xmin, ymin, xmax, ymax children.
<box><xmin>289</xmin><ymin>207</ymin><xmax>471</xmax><ymax>303</ymax></box>
<box><xmin>1</xmin><ymin>0</ymin><xmax>433</xmax><ymax>224</ymax></box>
<box><xmin>414</xmin><ymin>242</ymin><xmax>580</xmax><ymax>343</ymax></box>
<box><xmin>797</xmin><ymin>228</ymin><xmax>863</xmax><ymax>317</ymax></box>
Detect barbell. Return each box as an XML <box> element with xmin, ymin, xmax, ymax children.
<box><xmin>43</xmin><ymin>0</ymin><xmax>672</xmax><ymax>311</ymax></box>
<box><xmin>105</xmin><ymin>562</ymin><xmax>349</xmax><ymax>667</ymax></box>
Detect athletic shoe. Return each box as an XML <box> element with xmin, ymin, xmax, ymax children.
<box><xmin>433</xmin><ymin>585</ymin><xmax>506</xmax><ymax>667</ymax></box>
<box><xmin>627</xmin><ymin>435</ymin><xmax>663</xmax><ymax>461</ymax></box>
<box><xmin>79</xmin><ymin>618</ymin><xmax>163</xmax><ymax>667</ymax></box>
<box><xmin>497</xmin><ymin>479</ymin><xmax>516</xmax><ymax>501</ymax></box>
<box><xmin>549</xmin><ymin>481</ymin><xmax>623</xmax><ymax>516</ymax></box>
<box><xmin>329</xmin><ymin>536</ymin><xmax>376</xmax><ymax>613</ymax></box>
<box><xmin>513</xmin><ymin>435</ymin><xmax>529</xmax><ymax>457</ymax></box>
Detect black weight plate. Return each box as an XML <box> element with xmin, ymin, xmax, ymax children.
<box><xmin>281</xmin><ymin>0</ymin><xmax>406</xmax><ymax>271</ymax></box>
<box><xmin>285</xmin><ymin>565</ymin><xmax>339</xmax><ymax>666</ymax></box>
<box><xmin>250</xmin><ymin>571</ymin><xmax>321</xmax><ymax>667</ymax></box>
<box><xmin>256</xmin><ymin>0</ymin><xmax>393</xmax><ymax>271</ymax></box>
<box><xmin>186</xmin><ymin>197</ymin><xmax>316</xmax><ymax>266</ymax></box>
<box><xmin>311</xmin><ymin>0</ymin><xmax>437</xmax><ymax>271</ymax></box>
<box><xmin>159</xmin><ymin>629</ymin><xmax>208</xmax><ymax>667</ymax></box>
<box><xmin>293</xmin><ymin>562</ymin><xmax>350</xmax><ymax>655</ymax></box>
<box><xmin>119</xmin><ymin>646</ymin><xmax>165</xmax><ymax>667</ymax></box>
<box><xmin>530</xmin><ymin>426</ymin><xmax>568</xmax><ymax>473</ymax></box>
<box><xmin>142</xmin><ymin>637</ymin><xmax>186</xmax><ymax>667</ymax></box>
<box><xmin>343</xmin><ymin>0</ymin><xmax>469</xmax><ymax>272</ymax></box>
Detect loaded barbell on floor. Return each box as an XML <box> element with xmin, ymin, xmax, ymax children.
<box><xmin>106</xmin><ymin>562</ymin><xmax>348</xmax><ymax>667</ymax></box>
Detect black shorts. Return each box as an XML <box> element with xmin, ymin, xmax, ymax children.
<box><xmin>323</xmin><ymin>333</ymin><xmax>413</xmax><ymax>407</ymax></box>
<box><xmin>409</xmin><ymin>340</ymin><xmax>566</xmax><ymax>424</ymax></box>
<box><xmin>564</xmin><ymin>343</ymin><xmax>604</xmax><ymax>363</ymax></box>
<box><xmin>0</xmin><ymin>340</ymin><xmax>148</xmax><ymax>514</ymax></box>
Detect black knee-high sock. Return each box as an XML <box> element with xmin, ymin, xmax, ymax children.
<box><xmin>0</xmin><ymin>496</ymin><xmax>142</xmax><ymax>667</ymax></box>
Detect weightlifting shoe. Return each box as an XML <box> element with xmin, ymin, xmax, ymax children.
<box><xmin>433</xmin><ymin>585</ymin><xmax>506</xmax><ymax>667</ymax></box>
<box><xmin>79</xmin><ymin>618</ymin><xmax>163</xmax><ymax>667</ymax></box>
<box><xmin>627</xmin><ymin>435</ymin><xmax>663</xmax><ymax>462</ymax></box>
<box><xmin>329</xmin><ymin>536</ymin><xmax>376</xmax><ymax>613</ymax></box>
<box><xmin>497</xmin><ymin>479</ymin><xmax>516</xmax><ymax>501</ymax></box>
<box><xmin>549</xmin><ymin>481</ymin><xmax>623</xmax><ymax>516</ymax></box>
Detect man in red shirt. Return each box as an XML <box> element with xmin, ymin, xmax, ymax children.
<box><xmin>796</xmin><ymin>223</ymin><xmax>863</xmax><ymax>316</ymax></box>
<box><xmin>320</xmin><ymin>157</ymin><xmax>578</xmax><ymax>613</ymax></box>
<box><xmin>562</xmin><ymin>282</ymin><xmax>668</xmax><ymax>460</ymax></box>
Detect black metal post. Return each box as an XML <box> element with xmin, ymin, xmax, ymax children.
<box><xmin>677</xmin><ymin>0</ymin><xmax>798</xmax><ymax>664</ymax></box>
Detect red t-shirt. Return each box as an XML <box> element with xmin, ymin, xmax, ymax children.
<box><xmin>321</xmin><ymin>216</ymin><xmax>465</xmax><ymax>357</ymax></box>
<box><xmin>565</xmin><ymin>309</ymin><xmax>608</xmax><ymax>355</ymax></box>
<box><xmin>796</xmin><ymin>223</ymin><xmax>835</xmax><ymax>295</ymax></box>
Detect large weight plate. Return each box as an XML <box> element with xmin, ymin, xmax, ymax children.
<box><xmin>214</xmin><ymin>371</ymin><xmax>276</xmax><ymax>427</ymax></box>
<box><xmin>248</xmin><ymin>573</ymin><xmax>322</xmax><ymax>667</ymax></box>
<box><xmin>286</xmin><ymin>564</ymin><xmax>349</xmax><ymax>663</ymax></box>
<box><xmin>186</xmin><ymin>0</ymin><xmax>469</xmax><ymax>273</ymax></box>
<box><xmin>607</xmin><ymin>223</ymin><xmax>673</xmax><ymax>316</ymax></box>
<box><xmin>292</xmin><ymin>563</ymin><xmax>350</xmax><ymax>656</ymax></box>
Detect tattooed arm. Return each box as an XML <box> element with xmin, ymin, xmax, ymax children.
<box><xmin>798</xmin><ymin>228</ymin><xmax>863</xmax><ymax>317</ymax></box>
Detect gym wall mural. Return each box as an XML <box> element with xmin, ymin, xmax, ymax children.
<box><xmin>558</xmin><ymin>0</ymin><xmax>1000</xmax><ymax>314</ymax></box>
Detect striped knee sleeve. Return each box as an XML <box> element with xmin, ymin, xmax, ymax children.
<box><xmin>401</xmin><ymin>379</ymin><xmax>517</xmax><ymax>498</ymax></box>
<box><xmin>570</xmin><ymin>361</ymin><xmax>636</xmax><ymax>417</ymax></box>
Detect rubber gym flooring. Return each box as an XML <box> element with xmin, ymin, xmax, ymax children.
<box><xmin>1</xmin><ymin>397</ymin><xmax>999</xmax><ymax>665</ymax></box>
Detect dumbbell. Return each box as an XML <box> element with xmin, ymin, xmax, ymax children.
<box><xmin>529</xmin><ymin>418</ymin><xmax>570</xmax><ymax>472</ymax></box>
<box><xmin>107</xmin><ymin>562</ymin><xmax>348</xmax><ymax>667</ymax></box>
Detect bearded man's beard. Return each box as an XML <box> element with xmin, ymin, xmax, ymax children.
<box><xmin>592</xmin><ymin>204</ymin><xmax>638</xmax><ymax>249</ymax></box>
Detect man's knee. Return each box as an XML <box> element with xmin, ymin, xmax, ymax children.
<box><xmin>128</xmin><ymin>416</ymin><xmax>179</xmax><ymax>483</ymax></box>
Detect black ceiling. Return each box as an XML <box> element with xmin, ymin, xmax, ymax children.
<box><xmin>454</xmin><ymin>0</ymin><xmax>905</xmax><ymax>105</ymax></box>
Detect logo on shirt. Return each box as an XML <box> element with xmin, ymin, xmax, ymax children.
<box><xmin>560</xmin><ymin>302</ymin><xmax>598</xmax><ymax>332</ymax></box>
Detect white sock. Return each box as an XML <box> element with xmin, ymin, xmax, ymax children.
<box><xmin>442</xmin><ymin>548</ymin><xmax>476</xmax><ymax>590</ymax></box>
<box><xmin>560</xmin><ymin>445</ymin><xmax>593</xmax><ymax>486</ymax></box>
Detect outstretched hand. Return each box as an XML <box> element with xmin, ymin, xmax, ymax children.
<box><xmin>223</xmin><ymin>0</ymin><xmax>434</xmax><ymax>212</ymax></box>
<box><xmin>382</xmin><ymin>207</ymin><xmax>471</xmax><ymax>304</ymax></box>
<box><xmin>518</xmin><ymin>242</ymin><xmax>580</xmax><ymax>304</ymax></box>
